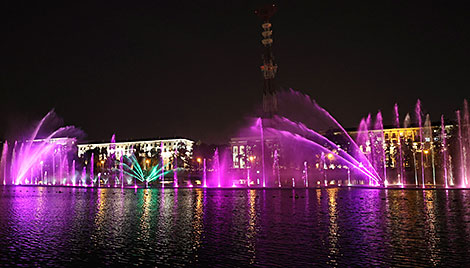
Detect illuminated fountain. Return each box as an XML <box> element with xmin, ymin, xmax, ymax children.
<box><xmin>214</xmin><ymin>148</ymin><xmax>221</xmax><ymax>187</ymax></box>
<box><xmin>203</xmin><ymin>158</ymin><xmax>207</xmax><ymax>187</ymax></box>
<box><xmin>120</xmin><ymin>154</ymin><xmax>170</xmax><ymax>188</ymax></box>
<box><xmin>1</xmin><ymin>142</ymin><xmax>8</xmax><ymax>185</ymax></box>
<box><xmin>394</xmin><ymin>104</ymin><xmax>405</xmax><ymax>186</ymax></box>
<box><xmin>230</xmin><ymin>90</ymin><xmax>382</xmax><ymax>188</ymax></box>
<box><xmin>1</xmin><ymin>92</ymin><xmax>469</xmax><ymax>189</ymax></box>
<box><xmin>0</xmin><ymin>110</ymin><xmax>82</xmax><ymax>186</ymax></box>
<box><xmin>173</xmin><ymin>147</ymin><xmax>178</xmax><ymax>187</ymax></box>
<box><xmin>415</xmin><ymin>100</ymin><xmax>426</xmax><ymax>188</ymax></box>
<box><xmin>226</xmin><ymin>90</ymin><xmax>470</xmax><ymax>189</ymax></box>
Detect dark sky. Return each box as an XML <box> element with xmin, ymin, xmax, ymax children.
<box><xmin>2</xmin><ymin>1</ymin><xmax>469</xmax><ymax>143</ymax></box>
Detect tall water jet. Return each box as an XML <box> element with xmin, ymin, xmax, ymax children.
<box><xmin>404</xmin><ymin>113</ymin><xmax>411</xmax><ymax>128</ymax></box>
<box><xmin>203</xmin><ymin>158</ymin><xmax>207</xmax><ymax>187</ymax></box>
<box><xmin>424</xmin><ymin>114</ymin><xmax>436</xmax><ymax>186</ymax></box>
<box><xmin>120</xmin><ymin>155</ymin><xmax>124</xmax><ymax>188</ymax></box>
<box><xmin>355</xmin><ymin>114</ymin><xmax>380</xmax><ymax>185</ymax></box>
<box><xmin>456</xmin><ymin>110</ymin><xmax>467</xmax><ymax>187</ymax></box>
<box><xmin>356</xmin><ymin>117</ymin><xmax>370</xmax><ymax>163</ymax></box>
<box><xmin>81</xmin><ymin>166</ymin><xmax>86</xmax><ymax>186</ymax></box>
<box><xmin>109</xmin><ymin>134</ymin><xmax>116</xmax><ymax>186</ymax></box>
<box><xmin>10</xmin><ymin>141</ymin><xmax>17</xmax><ymax>185</ymax></box>
<box><xmin>59</xmin><ymin>151</ymin><xmax>64</xmax><ymax>184</ymax></box>
<box><xmin>71</xmin><ymin>160</ymin><xmax>76</xmax><ymax>186</ymax></box>
<box><xmin>303</xmin><ymin>161</ymin><xmax>308</xmax><ymax>187</ymax></box>
<box><xmin>394</xmin><ymin>104</ymin><xmax>404</xmax><ymax>185</ymax></box>
<box><xmin>247</xmin><ymin>155</ymin><xmax>251</xmax><ymax>187</ymax></box>
<box><xmin>59</xmin><ymin>154</ymin><xmax>66</xmax><ymax>185</ymax></box>
<box><xmin>404</xmin><ymin>113</ymin><xmax>418</xmax><ymax>186</ymax></box>
<box><xmin>415</xmin><ymin>100</ymin><xmax>425</xmax><ymax>188</ymax></box>
<box><xmin>90</xmin><ymin>153</ymin><xmax>94</xmax><ymax>185</ymax></box>
<box><xmin>160</xmin><ymin>142</ymin><xmax>165</xmax><ymax>188</ymax></box>
<box><xmin>463</xmin><ymin>100</ymin><xmax>470</xmax><ymax>182</ymax></box>
<box><xmin>65</xmin><ymin>156</ymin><xmax>70</xmax><ymax>181</ymax></box>
<box><xmin>173</xmin><ymin>147</ymin><xmax>178</xmax><ymax>187</ymax></box>
<box><xmin>52</xmin><ymin>150</ymin><xmax>56</xmax><ymax>183</ymax></box>
<box><xmin>374</xmin><ymin>111</ymin><xmax>387</xmax><ymax>184</ymax></box>
<box><xmin>214</xmin><ymin>148</ymin><xmax>221</xmax><ymax>187</ymax></box>
<box><xmin>259</xmin><ymin>118</ymin><xmax>266</xmax><ymax>187</ymax></box>
<box><xmin>347</xmin><ymin>167</ymin><xmax>351</xmax><ymax>186</ymax></box>
<box><xmin>1</xmin><ymin>141</ymin><xmax>8</xmax><ymax>185</ymax></box>
<box><xmin>274</xmin><ymin>149</ymin><xmax>280</xmax><ymax>187</ymax></box>
<box><xmin>441</xmin><ymin>115</ymin><xmax>449</xmax><ymax>188</ymax></box>
<box><xmin>321</xmin><ymin>152</ymin><xmax>327</xmax><ymax>186</ymax></box>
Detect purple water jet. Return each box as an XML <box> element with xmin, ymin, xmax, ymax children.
<box><xmin>214</xmin><ymin>148</ymin><xmax>221</xmax><ymax>187</ymax></box>
<box><xmin>374</xmin><ymin>111</ymin><xmax>387</xmax><ymax>185</ymax></box>
<box><xmin>160</xmin><ymin>142</ymin><xmax>165</xmax><ymax>188</ymax></box>
<box><xmin>415</xmin><ymin>100</ymin><xmax>425</xmax><ymax>188</ymax></box>
<box><xmin>441</xmin><ymin>115</ymin><xmax>449</xmax><ymax>188</ymax></box>
<box><xmin>90</xmin><ymin>152</ymin><xmax>94</xmax><ymax>185</ymax></box>
<box><xmin>120</xmin><ymin>155</ymin><xmax>124</xmax><ymax>188</ymax></box>
<box><xmin>173</xmin><ymin>147</ymin><xmax>178</xmax><ymax>187</ymax></box>
<box><xmin>259</xmin><ymin>118</ymin><xmax>266</xmax><ymax>188</ymax></box>
<box><xmin>303</xmin><ymin>161</ymin><xmax>308</xmax><ymax>187</ymax></box>
<box><xmin>394</xmin><ymin>104</ymin><xmax>405</xmax><ymax>186</ymax></box>
<box><xmin>463</xmin><ymin>100</ymin><xmax>470</xmax><ymax>183</ymax></box>
<box><xmin>456</xmin><ymin>110</ymin><xmax>467</xmax><ymax>187</ymax></box>
<box><xmin>203</xmin><ymin>158</ymin><xmax>207</xmax><ymax>187</ymax></box>
<box><xmin>71</xmin><ymin>160</ymin><xmax>75</xmax><ymax>186</ymax></box>
<box><xmin>2</xmin><ymin>111</ymin><xmax>81</xmax><ymax>186</ymax></box>
<box><xmin>424</xmin><ymin>114</ymin><xmax>436</xmax><ymax>186</ymax></box>
<box><xmin>1</xmin><ymin>141</ymin><xmax>8</xmax><ymax>185</ymax></box>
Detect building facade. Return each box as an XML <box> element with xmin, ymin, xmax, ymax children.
<box><xmin>77</xmin><ymin>138</ymin><xmax>194</xmax><ymax>170</ymax></box>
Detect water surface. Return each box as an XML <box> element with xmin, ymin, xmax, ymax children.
<box><xmin>1</xmin><ymin>186</ymin><xmax>470</xmax><ymax>267</ymax></box>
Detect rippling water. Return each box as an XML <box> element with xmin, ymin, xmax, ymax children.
<box><xmin>1</xmin><ymin>186</ymin><xmax>470</xmax><ymax>267</ymax></box>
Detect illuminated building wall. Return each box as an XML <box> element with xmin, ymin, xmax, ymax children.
<box><xmin>77</xmin><ymin>138</ymin><xmax>194</xmax><ymax>169</ymax></box>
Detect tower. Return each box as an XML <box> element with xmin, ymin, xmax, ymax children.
<box><xmin>255</xmin><ymin>4</ymin><xmax>278</xmax><ymax>118</ymax></box>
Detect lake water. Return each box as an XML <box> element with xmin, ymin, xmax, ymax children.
<box><xmin>1</xmin><ymin>186</ymin><xmax>470</xmax><ymax>267</ymax></box>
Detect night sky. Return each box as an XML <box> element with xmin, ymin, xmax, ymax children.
<box><xmin>2</xmin><ymin>1</ymin><xmax>468</xmax><ymax>144</ymax></box>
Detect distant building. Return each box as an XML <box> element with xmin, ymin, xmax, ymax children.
<box><xmin>77</xmin><ymin>138</ymin><xmax>194</xmax><ymax>170</ymax></box>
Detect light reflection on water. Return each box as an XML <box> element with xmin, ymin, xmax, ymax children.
<box><xmin>1</xmin><ymin>186</ymin><xmax>470</xmax><ymax>267</ymax></box>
